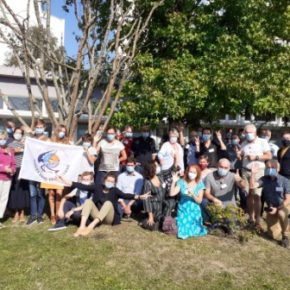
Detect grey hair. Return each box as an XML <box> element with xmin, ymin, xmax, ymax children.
<box><xmin>218</xmin><ymin>158</ymin><xmax>231</xmax><ymax>167</ymax></box>
<box><xmin>244</xmin><ymin>124</ymin><xmax>257</xmax><ymax>133</ymax></box>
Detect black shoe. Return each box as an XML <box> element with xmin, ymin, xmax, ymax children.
<box><xmin>26</xmin><ymin>216</ymin><xmax>37</xmax><ymax>225</ymax></box>
<box><xmin>48</xmin><ymin>220</ymin><xmax>67</xmax><ymax>232</ymax></box>
<box><xmin>281</xmin><ymin>236</ymin><xmax>289</xmax><ymax>248</ymax></box>
<box><xmin>37</xmin><ymin>217</ymin><xmax>44</xmax><ymax>224</ymax></box>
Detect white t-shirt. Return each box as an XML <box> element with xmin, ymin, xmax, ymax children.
<box><xmin>98</xmin><ymin>139</ymin><xmax>125</xmax><ymax>171</ymax></box>
<box><xmin>79</xmin><ymin>146</ymin><xmax>97</xmax><ymax>174</ymax></box>
<box><xmin>241</xmin><ymin>137</ymin><xmax>270</xmax><ymax>169</ymax></box>
<box><xmin>158</xmin><ymin>141</ymin><xmax>184</xmax><ymax>172</ymax></box>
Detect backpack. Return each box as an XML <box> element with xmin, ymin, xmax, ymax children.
<box><xmin>162</xmin><ymin>216</ymin><xmax>177</xmax><ymax>236</ymax></box>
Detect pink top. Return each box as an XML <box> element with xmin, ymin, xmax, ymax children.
<box><xmin>0</xmin><ymin>147</ymin><xmax>16</xmax><ymax>181</ymax></box>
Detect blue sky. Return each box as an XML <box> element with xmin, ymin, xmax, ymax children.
<box><xmin>51</xmin><ymin>0</ymin><xmax>78</xmax><ymax>57</ymax></box>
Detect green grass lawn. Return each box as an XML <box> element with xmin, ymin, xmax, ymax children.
<box><xmin>0</xmin><ymin>218</ymin><xmax>290</xmax><ymax>290</ymax></box>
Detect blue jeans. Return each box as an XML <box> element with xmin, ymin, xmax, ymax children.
<box><xmin>62</xmin><ymin>200</ymin><xmax>81</xmax><ymax>223</ymax></box>
<box><xmin>29</xmin><ymin>181</ymin><xmax>46</xmax><ymax>218</ymax></box>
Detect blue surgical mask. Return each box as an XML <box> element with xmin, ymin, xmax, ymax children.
<box><xmin>142</xmin><ymin>132</ymin><xmax>150</xmax><ymax>138</ymax></box>
<box><xmin>58</xmin><ymin>132</ymin><xmax>65</xmax><ymax>139</ymax></box>
<box><xmin>0</xmin><ymin>139</ymin><xmax>7</xmax><ymax>146</ymax></box>
<box><xmin>202</xmin><ymin>134</ymin><xmax>211</xmax><ymax>142</ymax></box>
<box><xmin>107</xmin><ymin>134</ymin><xmax>115</xmax><ymax>141</ymax></box>
<box><xmin>246</xmin><ymin>133</ymin><xmax>255</xmax><ymax>142</ymax></box>
<box><xmin>35</xmin><ymin>128</ymin><xmax>44</xmax><ymax>135</ymax></box>
<box><xmin>104</xmin><ymin>181</ymin><xmax>114</xmax><ymax>189</ymax></box>
<box><xmin>265</xmin><ymin>168</ymin><xmax>278</xmax><ymax>177</ymax></box>
<box><xmin>126</xmin><ymin>166</ymin><xmax>134</xmax><ymax>173</ymax></box>
<box><xmin>125</xmin><ymin>132</ymin><xmax>133</xmax><ymax>138</ymax></box>
<box><xmin>232</xmin><ymin>139</ymin><xmax>239</xmax><ymax>145</ymax></box>
<box><xmin>217</xmin><ymin>167</ymin><xmax>229</xmax><ymax>177</ymax></box>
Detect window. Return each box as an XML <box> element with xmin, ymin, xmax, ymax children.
<box><xmin>51</xmin><ymin>99</ymin><xmax>58</xmax><ymax>113</ymax></box>
<box><xmin>8</xmin><ymin>97</ymin><xmax>42</xmax><ymax>111</ymax></box>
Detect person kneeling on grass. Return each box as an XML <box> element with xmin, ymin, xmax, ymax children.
<box><xmin>49</xmin><ymin>171</ymin><xmax>94</xmax><ymax>231</ymax></box>
<box><xmin>59</xmin><ymin>172</ymin><xmax>151</xmax><ymax>237</ymax></box>
<box><xmin>250</xmin><ymin>160</ymin><xmax>290</xmax><ymax>248</ymax></box>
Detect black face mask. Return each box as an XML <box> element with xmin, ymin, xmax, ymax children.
<box><xmin>282</xmin><ymin>140</ymin><xmax>290</xmax><ymax>147</ymax></box>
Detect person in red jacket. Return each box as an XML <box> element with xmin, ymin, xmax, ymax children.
<box><xmin>0</xmin><ymin>130</ymin><xmax>16</xmax><ymax>227</ymax></box>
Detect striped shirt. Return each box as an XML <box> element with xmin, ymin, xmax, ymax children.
<box><xmin>8</xmin><ymin>140</ymin><xmax>24</xmax><ymax>168</ymax></box>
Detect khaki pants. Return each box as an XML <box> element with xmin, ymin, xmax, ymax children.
<box><xmin>266</xmin><ymin>205</ymin><xmax>290</xmax><ymax>240</ymax></box>
<box><xmin>0</xmin><ymin>180</ymin><xmax>12</xmax><ymax>219</ymax></box>
<box><xmin>82</xmin><ymin>199</ymin><xmax>114</xmax><ymax>225</ymax></box>
<box><xmin>242</xmin><ymin>169</ymin><xmax>264</xmax><ymax>196</ymax></box>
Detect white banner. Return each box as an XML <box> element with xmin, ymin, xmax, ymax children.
<box><xmin>19</xmin><ymin>137</ymin><xmax>84</xmax><ymax>184</ymax></box>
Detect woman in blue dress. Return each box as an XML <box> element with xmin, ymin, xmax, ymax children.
<box><xmin>170</xmin><ymin>164</ymin><xmax>207</xmax><ymax>239</ymax></box>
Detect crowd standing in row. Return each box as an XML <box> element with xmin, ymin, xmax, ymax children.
<box><xmin>0</xmin><ymin>119</ymin><xmax>290</xmax><ymax>247</ymax></box>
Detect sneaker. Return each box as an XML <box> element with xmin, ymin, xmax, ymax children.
<box><xmin>48</xmin><ymin>220</ymin><xmax>67</xmax><ymax>232</ymax></box>
<box><xmin>281</xmin><ymin>236</ymin><xmax>289</xmax><ymax>248</ymax></box>
<box><xmin>37</xmin><ymin>217</ymin><xmax>44</xmax><ymax>224</ymax></box>
<box><xmin>26</xmin><ymin>216</ymin><xmax>37</xmax><ymax>225</ymax></box>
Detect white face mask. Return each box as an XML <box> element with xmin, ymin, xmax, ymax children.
<box><xmin>13</xmin><ymin>133</ymin><xmax>22</xmax><ymax>141</ymax></box>
<box><xmin>170</xmin><ymin>136</ymin><xmax>178</xmax><ymax>144</ymax></box>
<box><xmin>188</xmin><ymin>172</ymin><xmax>197</xmax><ymax>180</ymax></box>
<box><xmin>104</xmin><ymin>181</ymin><xmax>114</xmax><ymax>189</ymax></box>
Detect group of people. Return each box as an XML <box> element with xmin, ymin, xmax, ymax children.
<box><xmin>0</xmin><ymin>119</ymin><xmax>290</xmax><ymax>247</ymax></box>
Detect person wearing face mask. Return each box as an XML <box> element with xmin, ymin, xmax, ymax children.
<box><xmin>0</xmin><ymin>130</ymin><xmax>16</xmax><ymax>228</ymax></box>
<box><xmin>198</xmin><ymin>155</ymin><xmax>212</xmax><ymax>180</ymax></box>
<box><xmin>27</xmin><ymin>119</ymin><xmax>48</xmax><ymax>225</ymax></box>
<box><xmin>237</xmin><ymin>124</ymin><xmax>272</xmax><ymax>228</ymax></box>
<box><xmin>259</xmin><ymin>128</ymin><xmax>279</xmax><ymax>159</ymax></box>
<box><xmin>40</xmin><ymin>125</ymin><xmax>70</xmax><ymax>225</ymax></box>
<box><xmin>250</xmin><ymin>160</ymin><xmax>290</xmax><ymax>248</ymax></box>
<box><xmin>59</xmin><ymin>172</ymin><xmax>151</xmax><ymax>236</ymax></box>
<box><xmin>49</xmin><ymin>171</ymin><xmax>94</xmax><ymax>231</ymax></box>
<box><xmin>142</xmin><ymin>161</ymin><xmax>167</xmax><ymax>230</ymax></box>
<box><xmin>95</xmin><ymin>126</ymin><xmax>127</xmax><ymax>185</ymax></box>
<box><xmin>157</xmin><ymin>128</ymin><xmax>184</xmax><ymax>215</ymax></box>
<box><xmin>277</xmin><ymin>131</ymin><xmax>290</xmax><ymax>180</ymax></box>
<box><xmin>120</xmin><ymin>125</ymin><xmax>134</xmax><ymax>169</ymax></box>
<box><xmin>204</xmin><ymin>159</ymin><xmax>245</xmax><ymax>208</ymax></box>
<box><xmin>131</xmin><ymin>125</ymin><xmax>156</xmax><ymax>170</ymax></box>
<box><xmin>226</xmin><ymin>134</ymin><xmax>242</xmax><ymax>172</ymax></box>
<box><xmin>8</xmin><ymin>128</ymin><xmax>29</xmax><ymax>223</ymax></box>
<box><xmin>195</xmin><ymin>128</ymin><xmax>227</xmax><ymax>168</ymax></box>
<box><xmin>184</xmin><ymin>130</ymin><xmax>199</xmax><ymax>167</ymax></box>
<box><xmin>158</xmin><ymin>128</ymin><xmax>184</xmax><ymax>176</ymax></box>
<box><xmin>170</xmin><ymin>165</ymin><xmax>207</xmax><ymax>239</ymax></box>
<box><xmin>5</xmin><ymin>120</ymin><xmax>16</xmax><ymax>145</ymax></box>
<box><xmin>116</xmin><ymin>157</ymin><xmax>144</xmax><ymax>219</ymax></box>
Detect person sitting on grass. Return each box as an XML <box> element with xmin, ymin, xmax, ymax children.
<box><xmin>48</xmin><ymin>171</ymin><xmax>94</xmax><ymax>231</ymax></box>
<box><xmin>59</xmin><ymin>172</ymin><xmax>151</xmax><ymax>237</ymax></box>
<box><xmin>250</xmin><ymin>160</ymin><xmax>290</xmax><ymax>248</ymax></box>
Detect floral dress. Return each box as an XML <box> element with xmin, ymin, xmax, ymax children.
<box><xmin>176</xmin><ymin>179</ymin><xmax>207</xmax><ymax>239</ymax></box>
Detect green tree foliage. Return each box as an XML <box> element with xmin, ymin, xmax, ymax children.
<box><xmin>112</xmin><ymin>0</ymin><xmax>290</xmax><ymax>128</ymax></box>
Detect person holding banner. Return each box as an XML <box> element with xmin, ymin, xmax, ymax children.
<box><xmin>41</xmin><ymin>125</ymin><xmax>70</xmax><ymax>225</ymax></box>
<box><xmin>59</xmin><ymin>172</ymin><xmax>151</xmax><ymax>237</ymax></box>
<box><xmin>0</xmin><ymin>130</ymin><xmax>16</xmax><ymax>227</ymax></box>
<box><xmin>27</xmin><ymin>119</ymin><xmax>49</xmax><ymax>225</ymax></box>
